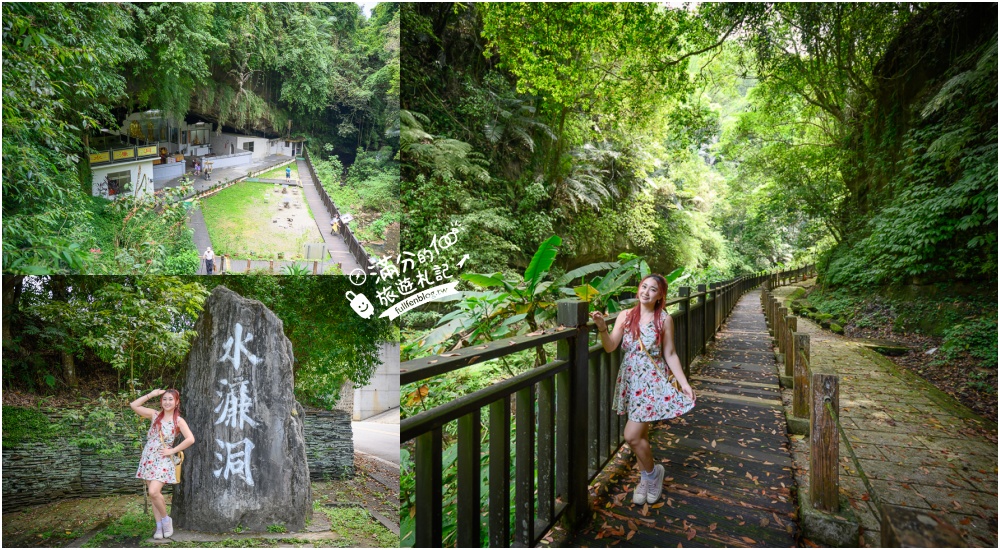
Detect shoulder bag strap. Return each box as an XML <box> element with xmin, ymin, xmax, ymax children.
<box><xmin>637</xmin><ymin>331</ymin><xmax>676</xmax><ymax>386</ymax></box>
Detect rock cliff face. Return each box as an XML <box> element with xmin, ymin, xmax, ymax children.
<box><xmin>172</xmin><ymin>286</ymin><xmax>311</xmax><ymax>532</ymax></box>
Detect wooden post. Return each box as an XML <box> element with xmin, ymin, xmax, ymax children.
<box><xmin>810</xmin><ymin>372</ymin><xmax>839</xmax><ymax>513</ymax></box>
<box><xmin>456</xmin><ymin>412</ymin><xmax>481</xmax><ymax>548</ymax></box>
<box><xmin>785</xmin><ymin>317</ymin><xmax>797</xmax><ymax>377</ymax></box>
<box><xmin>415</xmin><ymin>429</ymin><xmax>444</xmax><ymax>546</ymax></box>
<box><xmin>793</xmin><ymin>333</ymin><xmax>810</xmax><ymax>418</ymax></box>
<box><xmin>313</xmin><ymin>261</ymin><xmax>318</xmax><ymax>275</ymax></box>
<box><xmin>557</xmin><ymin>300</ymin><xmax>590</xmax><ymax>530</ymax></box>
<box><xmin>698</xmin><ymin>284</ymin><xmax>708</xmax><ymax>350</ymax></box>
<box><xmin>777</xmin><ymin>307</ymin><xmax>788</xmax><ymax>353</ymax></box>
<box><xmin>678</xmin><ymin>287</ymin><xmax>691</xmax><ymax>374</ymax></box>
<box><xmin>246</xmin><ymin>259</ymin><xmax>251</xmax><ymax>272</ymax></box>
<box><xmin>708</xmin><ymin>283</ymin><xmax>721</xmax><ymax>340</ymax></box>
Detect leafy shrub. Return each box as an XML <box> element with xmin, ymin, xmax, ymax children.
<box><xmin>1</xmin><ymin>406</ymin><xmax>64</xmax><ymax>446</ymax></box>
<box><xmin>940</xmin><ymin>316</ymin><xmax>998</xmax><ymax>367</ymax></box>
<box><xmin>162</xmin><ymin>246</ymin><xmax>200</xmax><ymax>275</ymax></box>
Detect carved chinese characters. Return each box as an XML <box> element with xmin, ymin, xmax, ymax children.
<box><xmin>173</xmin><ymin>286</ymin><xmax>311</xmax><ymax>532</ymax></box>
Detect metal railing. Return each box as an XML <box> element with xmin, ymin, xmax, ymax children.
<box><xmin>400</xmin><ymin>268</ymin><xmax>796</xmax><ymax>547</ymax></box>
<box><xmin>89</xmin><ymin>142</ymin><xmax>165</xmax><ymax>166</ymax></box>
<box><xmin>301</xmin><ymin>147</ymin><xmax>377</xmax><ymax>274</ymax></box>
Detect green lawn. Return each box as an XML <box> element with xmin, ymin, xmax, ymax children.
<box><xmin>257</xmin><ymin>163</ymin><xmax>298</xmax><ymax>180</ymax></box>
<box><xmin>200</xmin><ymin>181</ymin><xmax>321</xmax><ymax>260</ymax></box>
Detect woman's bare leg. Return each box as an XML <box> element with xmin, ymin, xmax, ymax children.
<box><xmin>148</xmin><ymin>480</ymin><xmax>167</xmax><ymax>521</ymax></box>
<box><xmin>624</xmin><ymin>420</ymin><xmax>653</xmax><ymax>473</ymax></box>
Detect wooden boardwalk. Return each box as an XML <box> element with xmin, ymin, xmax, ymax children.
<box><xmin>572</xmin><ymin>292</ymin><xmax>798</xmax><ymax>547</ymax></box>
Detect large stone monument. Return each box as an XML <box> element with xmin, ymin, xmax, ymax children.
<box><xmin>172</xmin><ymin>286</ymin><xmax>311</xmax><ymax>532</ymax></box>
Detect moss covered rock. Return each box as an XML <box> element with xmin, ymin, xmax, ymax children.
<box><xmin>791</xmin><ymin>299</ymin><xmax>817</xmax><ymax>314</ymax></box>
<box><xmin>830</xmin><ymin>323</ymin><xmax>845</xmax><ymax>334</ymax></box>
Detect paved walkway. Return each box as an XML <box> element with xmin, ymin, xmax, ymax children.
<box><xmin>181</xmin><ymin>155</ymin><xmax>364</xmax><ymax>274</ymax></box>
<box><xmin>772</xmin><ymin>279</ymin><xmax>998</xmax><ymax>547</ymax></box>
<box><xmin>573</xmin><ymin>292</ymin><xmax>797</xmax><ymax>547</ymax></box>
<box><xmin>157</xmin><ymin>154</ymin><xmax>292</xmax><ymax>198</ymax></box>
<box><xmin>296</xmin><ymin>158</ymin><xmax>362</xmax><ymax>273</ymax></box>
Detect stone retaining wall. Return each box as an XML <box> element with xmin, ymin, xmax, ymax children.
<box><xmin>2</xmin><ymin>408</ymin><xmax>352</xmax><ymax>510</ymax></box>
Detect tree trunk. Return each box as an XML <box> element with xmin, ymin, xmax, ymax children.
<box><xmin>62</xmin><ymin>351</ymin><xmax>79</xmax><ymax>390</ymax></box>
<box><xmin>2</xmin><ymin>275</ymin><xmax>25</xmax><ymax>348</ymax></box>
<box><xmin>48</xmin><ymin>276</ymin><xmax>80</xmax><ymax>389</ymax></box>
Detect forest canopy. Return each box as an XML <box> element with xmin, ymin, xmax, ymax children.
<box><xmin>2</xmin><ymin>275</ymin><xmax>397</xmax><ymax>409</ymax></box>
<box><xmin>400</xmin><ymin>2</ymin><xmax>997</xmax><ymax>288</ymax></box>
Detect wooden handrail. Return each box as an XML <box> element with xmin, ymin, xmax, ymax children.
<box><xmin>401</xmin><ymin>269</ymin><xmax>774</xmax><ymax>547</ymax></box>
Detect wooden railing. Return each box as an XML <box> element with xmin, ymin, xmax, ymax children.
<box><xmin>399</xmin><ymin>267</ymin><xmax>820</xmax><ymax>547</ymax></box>
<box><xmin>301</xmin><ymin>147</ymin><xmax>377</xmax><ymax>274</ymax></box>
<box><xmin>764</xmin><ymin>269</ymin><xmax>968</xmax><ymax>546</ymax></box>
<box><xmin>761</xmin><ymin>268</ymin><xmax>845</xmax><ymax>513</ymax></box>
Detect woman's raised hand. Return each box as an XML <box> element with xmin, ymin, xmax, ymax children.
<box><xmin>589</xmin><ymin>311</ymin><xmax>607</xmax><ymax>332</ymax></box>
<box><xmin>149</xmin><ymin>389</ymin><xmax>166</xmax><ymax>397</ymax></box>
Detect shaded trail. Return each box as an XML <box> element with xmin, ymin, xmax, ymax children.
<box><xmin>573</xmin><ymin>292</ymin><xmax>797</xmax><ymax>547</ymax></box>
<box><xmin>773</xmin><ymin>280</ymin><xmax>997</xmax><ymax>547</ymax></box>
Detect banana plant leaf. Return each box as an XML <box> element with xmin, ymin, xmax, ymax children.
<box><xmin>523</xmin><ymin>235</ymin><xmax>562</xmax><ymax>292</ymax></box>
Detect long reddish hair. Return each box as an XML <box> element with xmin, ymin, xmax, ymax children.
<box><xmin>152</xmin><ymin>389</ymin><xmax>180</xmax><ymax>437</ymax></box>
<box><xmin>623</xmin><ymin>274</ymin><xmax>668</xmax><ymax>347</ymax></box>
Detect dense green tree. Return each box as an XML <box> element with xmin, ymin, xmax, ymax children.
<box><xmin>3</xmin><ymin>2</ymin><xmax>399</xmax><ymax>275</ymax></box>
<box><xmin>3</xmin><ymin>275</ymin><xmax>397</xmax><ymax>408</ymax></box>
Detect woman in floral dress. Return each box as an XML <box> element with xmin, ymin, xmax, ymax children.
<box><xmin>131</xmin><ymin>389</ymin><xmax>196</xmax><ymax>540</ymax></box>
<box><xmin>591</xmin><ymin>274</ymin><xmax>696</xmax><ymax>505</ymax></box>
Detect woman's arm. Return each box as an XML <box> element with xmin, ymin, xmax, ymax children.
<box><xmin>662</xmin><ymin>315</ymin><xmax>696</xmax><ymax>403</ymax></box>
<box><xmin>130</xmin><ymin>389</ymin><xmax>164</xmax><ymax>420</ymax></box>
<box><xmin>590</xmin><ymin>311</ymin><xmax>626</xmax><ymax>353</ymax></box>
<box><xmin>162</xmin><ymin>417</ymin><xmax>196</xmax><ymax>456</ymax></box>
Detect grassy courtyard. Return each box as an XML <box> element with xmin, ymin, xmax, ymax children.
<box><xmin>256</xmin><ymin>163</ymin><xmax>299</xmax><ymax>181</ymax></box>
<box><xmin>200</xmin><ymin>181</ymin><xmax>322</xmax><ymax>260</ymax></box>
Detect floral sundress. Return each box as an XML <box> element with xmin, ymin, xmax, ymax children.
<box><xmin>136</xmin><ymin>417</ymin><xmax>177</xmax><ymax>483</ymax></box>
<box><xmin>612</xmin><ymin>312</ymin><xmax>695</xmax><ymax>422</ymax></box>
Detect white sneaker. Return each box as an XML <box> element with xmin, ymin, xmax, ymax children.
<box><xmin>647</xmin><ymin>464</ymin><xmax>666</xmax><ymax>503</ymax></box>
<box><xmin>162</xmin><ymin>517</ymin><xmax>173</xmax><ymax>538</ymax></box>
<box><xmin>632</xmin><ymin>476</ymin><xmax>649</xmax><ymax>505</ymax></box>
<box><xmin>154</xmin><ymin>523</ymin><xmax>164</xmax><ymax>540</ymax></box>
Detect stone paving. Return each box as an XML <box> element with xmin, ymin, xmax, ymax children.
<box><xmin>295</xmin><ymin>158</ymin><xmax>363</xmax><ymax>273</ymax></box>
<box><xmin>179</xmin><ymin>154</ymin><xmax>364</xmax><ymax>274</ymax></box>
<box><xmin>771</xmin><ymin>279</ymin><xmax>998</xmax><ymax>547</ymax></box>
<box><xmin>156</xmin><ymin>154</ymin><xmax>292</xmax><ymax>198</ymax></box>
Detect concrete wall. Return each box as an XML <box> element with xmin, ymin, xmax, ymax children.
<box><xmin>211</xmin><ymin>133</ymin><xmax>271</xmax><ymax>161</ymax></box>
<box><xmin>92</xmin><ymin>160</ymin><xmax>155</xmax><ymax>199</ymax></box>
<box><xmin>203</xmin><ymin>150</ymin><xmax>253</xmax><ymax>170</ymax></box>
<box><xmin>210</xmin><ymin>133</ymin><xmax>241</xmax><ymax>158</ymax></box>
<box><xmin>152</xmin><ymin>160</ymin><xmax>185</xmax><ymax>183</ymax></box>
<box><xmin>353</xmin><ymin>341</ymin><xmax>400</xmax><ymax>420</ymax></box>
<box><xmin>2</xmin><ymin>408</ymin><xmax>352</xmax><ymax>511</ymax></box>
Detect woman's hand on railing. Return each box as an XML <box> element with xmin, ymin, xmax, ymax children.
<box><xmin>588</xmin><ymin>311</ymin><xmax>608</xmax><ymax>332</ymax></box>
